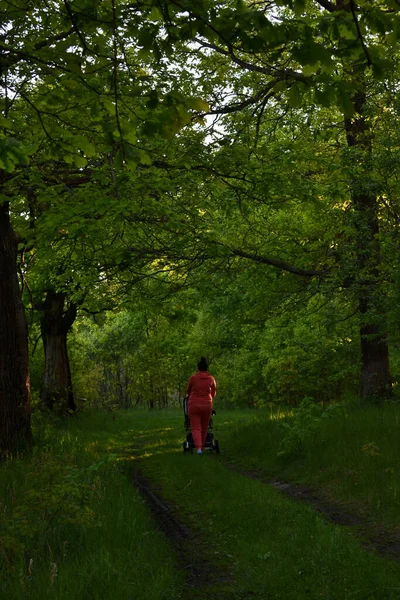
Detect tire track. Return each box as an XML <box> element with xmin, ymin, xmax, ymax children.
<box><xmin>221</xmin><ymin>458</ymin><xmax>400</xmax><ymax>561</ymax></box>
<box><xmin>129</xmin><ymin>466</ymin><xmax>233</xmax><ymax>599</ymax></box>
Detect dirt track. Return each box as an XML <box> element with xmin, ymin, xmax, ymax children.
<box><xmin>131</xmin><ymin>468</ymin><xmax>233</xmax><ymax>599</ymax></box>
<box><xmin>222</xmin><ymin>461</ymin><xmax>400</xmax><ymax>561</ymax></box>
<box><xmin>125</xmin><ymin>444</ymin><xmax>400</xmax><ymax>600</ymax></box>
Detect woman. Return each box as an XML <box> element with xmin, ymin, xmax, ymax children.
<box><xmin>186</xmin><ymin>357</ymin><xmax>216</xmax><ymax>455</ymax></box>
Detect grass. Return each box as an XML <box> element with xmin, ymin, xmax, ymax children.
<box><xmin>112</xmin><ymin>408</ymin><xmax>400</xmax><ymax>600</ymax></box>
<box><xmin>2</xmin><ymin>405</ymin><xmax>400</xmax><ymax>599</ymax></box>
<box><xmin>218</xmin><ymin>403</ymin><xmax>400</xmax><ymax>527</ymax></box>
<box><xmin>0</xmin><ymin>411</ymin><xmax>183</xmax><ymax>600</ymax></box>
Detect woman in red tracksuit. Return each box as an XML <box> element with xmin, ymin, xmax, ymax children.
<box><xmin>186</xmin><ymin>357</ymin><xmax>216</xmax><ymax>455</ymax></box>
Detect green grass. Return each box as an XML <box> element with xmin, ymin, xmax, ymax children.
<box><xmin>218</xmin><ymin>404</ymin><xmax>400</xmax><ymax>527</ymax></box>
<box><xmin>3</xmin><ymin>406</ymin><xmax>400</xmax><ymax>599</ymax></box>
<box><xmin>0</xmin><ymin>411</ymin><xmax>183</xmax><ymax>600</ymax></box>
<box><xmin>110</xmin><ymin>408</ymin><xmax>400</xmax><ymax>600</ymax></box>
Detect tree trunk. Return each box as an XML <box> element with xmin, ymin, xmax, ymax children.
<box><xmin>359</xmin><ymin>300</ymin><xmax>390</xmax><ymax>401</ymax></box>
<box><xmin>0</xmin><ymin>200</ymin><xmax>31</xmax><ymax>455</ymax></box>
<box><xmin>344</xmin><ymin>89</ymin><xmax>391</xmax><ymax>402</ymax></box>
<box><xmin>40</xmin><ymin>290</ymin><xmax>77</xmax><ymax>412</ymax></box>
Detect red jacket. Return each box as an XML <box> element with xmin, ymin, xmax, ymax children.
<box><xmin>187</xmin><ymin>371</ymin><xmax>216</xmax><ymax>407</ymax></box>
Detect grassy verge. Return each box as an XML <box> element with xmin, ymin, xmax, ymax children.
<box><xmin>0</xmin><ymin>411</ymin><xmax>183</xmax><ymax>600</ymax></box>
<box><xmin>218</xmin><ymin>403</ymin><xmax>400</xmax><ymax>527</ymax></box>
<box><xmin>119</xmin><ymin>408</ymin><xmax>400</xmax><ymax>600</ymax></box>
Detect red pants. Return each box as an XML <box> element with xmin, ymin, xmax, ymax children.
<box><xmin>188</xmin><ymin>403</ymin><xmax>212</xmax><ymax>451</ymax></box>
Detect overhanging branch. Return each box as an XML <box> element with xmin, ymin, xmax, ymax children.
<box><xmin>231</xmin><ymin>248</ymin><xmax>325</xmax><ymax>277</ymax></box>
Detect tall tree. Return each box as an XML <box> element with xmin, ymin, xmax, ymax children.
<box><xmin>149</xmin><ymin>0</ymin><xmax>400</xmax><ymax>401</ymax></box>
<box><xmin>0</xmin><ymin>0</ymin><xmax>165</xmax><ymax>446</ymax></box>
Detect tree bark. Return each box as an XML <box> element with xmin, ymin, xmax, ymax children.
<box><xmin>344</xmin><ymin>90</ymin><xmax>391</xmax><ymax>402</ymax></box>
<box><xmin>0</xmin><ymin>199</ymin><xmax>31</xmax><ymax>455</ymax></box>
<box><xmin>40</xmin><ymin>290</ymin><xmax>77</xmax><ymax>412</ymax></box>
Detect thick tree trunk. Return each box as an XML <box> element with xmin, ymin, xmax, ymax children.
<box><xmin>41</xmin><ymin>290</ymin><xmax>77</xmax><ymax>413</ymax></box>
<box><xmin>0</xmin><ymin>200</ymin><xmax>31</xmax><ymax>455</ymax></box>
<box><xmin>345</xmin><ymin>90</ymin><xmax>391</xmax><ymax>402</ymax></box>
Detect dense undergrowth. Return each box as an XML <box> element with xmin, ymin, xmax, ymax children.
<box><xmin>2</xmin><ymin>404</ymin><xmax>400</xmax><ymax>599</ymax></box>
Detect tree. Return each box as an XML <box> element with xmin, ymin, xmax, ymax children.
<box><xmin>0</xmin><ymin>0</ymin><xmax>199</xmax><ymax>447</ymax></box>
<box><xmin>0</xmin><ymin>192</ymin><xmax>31</xmax><ymax>453</ymax></box>
<box><xmin>148</xmin><ymin>0</ymin><xmax>400</xmax><ymax>401</ymax></box>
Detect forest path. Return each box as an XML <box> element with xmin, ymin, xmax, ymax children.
<box><xmin>131</xmin><ymin>467</ymin><xmax>234</xmax><ymax>600</ymax></box>
<box><xmin>118</xmin><ymin>438</ymin><xmax>235</xmax><ymax>600</ymax></box>
<box><xmin>116</xmin><ymin>414</ymin><xmax>400</xmax><ymax>600</ymax></box>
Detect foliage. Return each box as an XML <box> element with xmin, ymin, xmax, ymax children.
<box><xmin>3</xmin><ymin>0</ymin><xmax>400</xmax><ymax>450</ymax></box>
<box><xmin>68</xmin><ymin>307</ymin><xmax>196</xmax><ymax>409</ymax></box>
<box><xmin>65</xmin><ymin>275</ymin><xmax>361</xmax><ymax>410</ymax></box>
<box><xmin>277</xmin><ymin>397</ymin><xmax>346</xmax><ymax>458</ymax></box>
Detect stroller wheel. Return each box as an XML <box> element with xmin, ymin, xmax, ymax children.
<box><xmin>214</xmin><ymin>439</ymin><xmax>220</xmax><ymax>455</ymax></box>
<box><xmin>183</xmin><ymin>442</ymin><xmax>188</xmax><ymax>453</ymax></box>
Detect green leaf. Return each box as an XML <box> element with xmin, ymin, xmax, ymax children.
<box><xmin>0</xmin><ymin>116</ymin><xmax>13</xmax><ymax>129</ymax></box>
<box><xmin>150</xmin><ymin>6</ymin><xmax>162</xmax><ymax>21</ymax></box>
<box><xmin>102</xmin><ymin>99</ymin><xmax>116</xmax><ymax>116</ymax></box>
<box><xmin>73</xmin><ymin>135</ymin><xmax>96</xmax><ymax>157</ymax></box>
<box><xmin>302</xmin><ymin>63</ymin><xmax>318</xmax><ymax>77</ymax></box>
<box><xmin>293</xmin><ymin>0</ymin><xmax>306</xmax><ymax>15</ymax></box>
<box><xmin>63</xmin><ymin>153</ymin><xmax>74</xmax><ymax>164</ymax></box>
<box><xmin>73</xmin><ymin>155</ymin><xmax>88</xmax><ymax>168</ymax></box>
<box><xmin>190</xmin><ymin>98</ymin><xmax>210</xmax><ymax>112</ymax></box>
<box><xmin>65</xmin><ymin>54</ymin><xmax>82</xmax><ymax>74</ymax></box>
<box><xmin>314</xmin><ymin>86</ymin><xmax>335</xmax><ymax>108</ymax></box>
<box><xmin>146</xmin><ymin>90</ymin><xmax>159</xmax><ymax>110</ymax></box>
<box><xmin>337</xmin><ymin>85</ymin><xmax>355</xmax><ymax>117</ymax></box>
<box><xmin>337</xmin><ymin>21</ymin><xmax>357</xmax><ymax>41</ymax></box>
<box><xmin>0</xmin><ymin>137</ymin><xmax>29</xmax><ymax>172</ymax></box>
<box><xmin>138</xmin><ymin>28</ymin><xmax>154</xmax><ymax>49</ymax></box>
<box><xmin>287</xmin><ymin>84</ymin><xmax>302</xmax><ymax>108</ymax></box>
<box><xmin>138</xmin><ymin>149</ymin><xmax>152</xmax><ymax>165</ymax></box>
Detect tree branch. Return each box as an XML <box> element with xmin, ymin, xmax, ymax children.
<box><xmin>231</xmin><ymin>248</ymin><xmax>325</xmax><ymax>277</ymax></box>
<box><xmin>111</xmin><ymin>0</ymin><xmax>125</xmax><ymax>162</ymax></box>
<box><xmin>0</xmin><ymin>28</ymin><xmax>75</xmax><ymax>75</ymax></box>
<box><xmin>196</xmin><ymin>38</ymin><xmax>307</xmax><ymax>83</ymax></box>
<box><xmin>349</xmin><ymin>0</ymin><xmax>372</xmax><ymax>67</ymax></box>
<box><xmin>208</xmin><ymin>86</ymin><xmax>277</xmax><ymax>116</ymax></box>
<box><xmin>63</xmin><ymin>1</ymin><xmax>88</xmax><ymax>53</ymax></box>
<box><xmin>32</xmin><ymin>28</ymin><xmax>76</xmax><ymax>52</ymax></box>
<box><xmin>313</xmin><ymin>0</ymin><xmax>336</xmax><ymax>12</ymax></box>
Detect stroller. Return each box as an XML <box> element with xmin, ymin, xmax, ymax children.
<box><xmin>182</xmin><ymin>396</ymin><xmax>220</xmax><ymax>454</ymax></box>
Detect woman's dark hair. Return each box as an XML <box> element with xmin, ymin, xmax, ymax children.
<box><xmin>197</xmin><ymin>357</ymin><xmax>208</xmax><ymax>371</ymax></box>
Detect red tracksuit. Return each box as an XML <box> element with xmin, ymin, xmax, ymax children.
<box><xmin>187</xmin><ymin>371</ymin><xmax>216</xmax><ymax>451</ymax></box>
